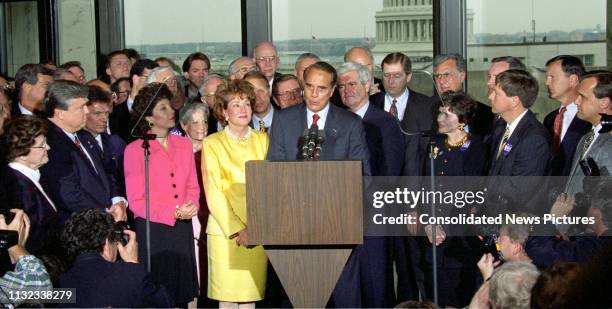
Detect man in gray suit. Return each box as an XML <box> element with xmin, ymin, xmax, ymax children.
<box><xmin>266</xmin><ymin>61</ymin><xmax>370</xmax><ymax>307</ymax></box>
<box><xmin>565</xmin><ymin>71</ymin><xmax>612</xmax><ymax>194</ymax></box>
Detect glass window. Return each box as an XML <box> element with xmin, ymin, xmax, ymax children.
<box><xmin>124</xmin><ymin>0</ymin><xmax>242</xmax><ymax>76</ymax></box>
<box><xmin>466</xmin><ymin>0</ymin><xmax>608</xmax><ymax>120</ymax></box>
<box><xmin>271</xmin><ymin>0</ymin><xmax>435</xmax><ymax>95</ymax></box>
<box><xmin>58</xmin><ymin>0</ymin><xmax>97</xmax><ymax>81</ymax></box>
<box><xmin>3</xmin><ymin>1</ymin><xmax>40</xmax><ymax>76</ymax></box>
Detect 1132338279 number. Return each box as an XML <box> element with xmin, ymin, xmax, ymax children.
<box><xmin>4</xmin><ymin>288</ymin><xmax>76</xmax><ymax>303</ymax></box>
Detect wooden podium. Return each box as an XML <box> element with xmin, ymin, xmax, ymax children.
<box><xmin>246</xmin><ymin>160</ymin><xmax>363</xmax><ymax>308</ymax></box>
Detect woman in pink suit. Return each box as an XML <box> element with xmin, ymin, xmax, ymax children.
<box><xmin>124</xmin><ymin>83</ymin><xmax>200</xmax><ymax>306</ymax></box>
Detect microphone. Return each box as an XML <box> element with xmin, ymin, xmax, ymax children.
<box><xmin>130</xmin><ymin>77</ymin><xmax>173</xmax><ymax>139</ymax></box>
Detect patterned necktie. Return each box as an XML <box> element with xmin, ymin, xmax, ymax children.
<box><xmin>580</xmin><ymin>130</ymin><xmax>595</xmax><ymax>159</ymax></box>
<box><xmin>496</xmin><ymin>127</ymin><xmax>510</xmax><ymax>159</ymax></box>
<box><xmin>553</xmin><ymin>106</ymin><xmax>566</xmax><ymax>151</ymax></box>
<box><xmin>389</xmin><ymin>99</ymin><xmax>398</xmax><ymax>119</ymax></box>
<box><xmin>258</xmin><ymin>119</ymin><xmax>266</xmax><ymax>133</ymax></box>
<box><xmin>312</xmin><ymin>114</ymin><xmax>320</xmax><ymax>129</ymax></box>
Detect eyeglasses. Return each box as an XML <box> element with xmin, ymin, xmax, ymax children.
<box><xmin>275</xmin><ymin>88</ymin><xmax>301</xmax><ymax>100</ymax></box>
<box><xmin>30</xmin><ymin>142</ymin><xmax>49</xmax><ymax>149</ymax></box>
<box><xmin>383</xmin><ymin>72</ymin><xmax>406</xmax><ymax>80</ymax></box>
<box><xmin>233</xmin><ymin>66</ymin><xmax>258</xmax><ymax>75</ymax></box>
<box><xmin>433</xmin><ymin>72</ymin><xmax>457</xmax><ymax>80</ymax></box>
<box><xmin>255</xmin><ymin>56</ymin><xmax>277</xmax><ymax>64</ymax></box>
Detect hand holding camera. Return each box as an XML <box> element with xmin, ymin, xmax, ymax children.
<box><xmin>0</xmin><ymin>209</ymin><xmax>31</xmax><ymax>264</ymax></box>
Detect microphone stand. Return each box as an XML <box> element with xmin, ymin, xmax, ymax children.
<box><xmin>130</xmin><ymin>81</ymin><xmax>169</xmax><ymax>273</ymax></box>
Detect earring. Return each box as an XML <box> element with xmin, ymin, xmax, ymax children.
<box><xmin>458</xmin><ymin>123</ymin><xmax>465</xmax><ymax>132</ymax></box>
<box><xmin>148</xmin><ymin>121</ymin><xmax>154</xmax><ymax>128</ymax></box>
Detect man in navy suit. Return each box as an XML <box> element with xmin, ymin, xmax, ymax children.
<box><xmin>543</xmin><ymin>55</ymin><xmax>591</xmax><ymax>176</ymax></box>
<box><xmin>432</xmin><ymin>54</ymin><xmax>495</xmax><ymax>138</ymax></box>
<box><xmin>487</xmin><ymin>69</ymin><xmax>551</xmax><ymax>213</ymax></box>
<box><xmin>82</xmin><ymin>85</ymin><xmax>127</xmax><ymax>195</ymax></box>
<box><xmin>39</xmin><ymin>81</ymin><xmax>127</xmax><ymax>224</ymax></box>
<box><xmin>12</xmin><ymin>64</ymin><xmax>53</xmax><ymax>117</ymax></box>
<box><xmin>58</xmin><ymin>208</ymin><xmax>172</xmax><ymax>307</ymax></box>
<box><xmin>370</xmin><ymin>52</ymin><xmax>433</xmax><ymax>303</ymax></box>
<box><xmin>336</xmin><ymin>61</ymin><xmax>405</xmax><ymax>307</ymax></box>
<box><xmin>267</xmin><ymin>61</ymin><xmax>370</xmax><ymax>308</ymax></box>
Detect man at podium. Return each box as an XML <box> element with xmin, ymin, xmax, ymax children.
<box><xmin>267</xmin><ymin>61</ymin><xmax>371</xmax><ymax>307</ymax></box>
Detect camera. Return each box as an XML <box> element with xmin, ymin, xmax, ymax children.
<box><xmin>0</xmin><ymin>230</ymin><xmax>18</xmax><ymax>252</ymax></box>
<box><xmin>113</xmin><ymin>221</ymin><xmax>131</xmax><ymax>246</ymax></box>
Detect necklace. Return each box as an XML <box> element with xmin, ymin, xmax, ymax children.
<box><xmin>445</xmin><ymin>133</ymin><xmax>469</xmax><ymax>149</ymax></box>
<box><xmin>225</xmin><ymin>126</ymin><xmax>252</xmax><ymax>143</ymax></box>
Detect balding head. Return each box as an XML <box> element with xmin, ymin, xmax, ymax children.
<box><xmin>253</xmin><ymin>41</ymin><xmax>279</xmax><ymax>81</ymax></box>
<box><xmin>344</xmin><ymin>47</ymin><xmax>375</xmax><ymax>75</ymax></box>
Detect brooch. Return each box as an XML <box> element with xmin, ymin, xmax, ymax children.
<box><xmin>433</xmin><ymin>146</ymin><xmax>440</xmax><ymax>159</ymax></box>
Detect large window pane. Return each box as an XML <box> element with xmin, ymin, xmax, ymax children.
<box><xmin>124</xmin><ymin>0</ymin><xmax>241</xmax><ymax>76</ymax></box>
<box><xmin>3</xmin><ymin>1</ymin><xmax>39</xmax><ymax>76</ymax></box>
<box><xmin>271</xmin><ymin>0</ymin><xmax>434</xmax><ymax>95</ymax></box>
<box><xmin>466</xmin><ymin>0</ymin><xmax>608</xmax><ymax>120</ymax></box>
<box><xmin>58</xmin><ymin>0</ymin><xmax>97</xmax><ymax>80</ymax></box>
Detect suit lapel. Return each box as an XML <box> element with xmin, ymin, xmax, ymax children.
<box><xmin>321</xmin><ymin>104</ymin><xmax>338</xmax><ymax>160</ymax></box>
<box><xmin>78</xmin><ymin>131</ymin><xmax>111</xmax><ymax>194</ymax></box>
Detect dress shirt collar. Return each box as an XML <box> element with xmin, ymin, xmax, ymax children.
<box><xmin>252</xmin><ymin>106</ymin><xmax>274</xmax><ymax>129</ymax></box>
<box><xmin>306</xmin><ymin>102</ymin><xmax>330</xmax><ymax>130</ymax></box>
<box><xmin>384</xmin><ymin>88</ymin><xmax>409</xmax><ymax>121</ymax></box>
<box><xmin>9</xmin><ymin>162</ymin><xmax>40</xmax><ymax>182</ymax></box>
<box><xmin>354</xmin><ymin>101</ymin><xmax>370</xmax><ymax>119</ymax></box>
<box><xmin>506</xmin><ymin>109</ymin><xmax>528</xmax><ymax>138</ymax></box>
<box><xmin>18</xmin><ymin>103</ymin><xmax>33</xmax><ymax>115</ymax></box>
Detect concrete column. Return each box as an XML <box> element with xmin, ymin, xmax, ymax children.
<box><xmin>608</xmin><ymin>2</ymin><xmax>612</xmax><ymax>68</ymax></box>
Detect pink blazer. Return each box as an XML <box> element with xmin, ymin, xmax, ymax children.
<box><xmin>124</xmin><ymin>135</ymin><xmax>200</xmax><ymax>226</ymax></box>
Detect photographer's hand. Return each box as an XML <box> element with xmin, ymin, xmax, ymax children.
<box><xmin>424</xmin><ymin>224</ymin><xmax>446</xmax><ymax>246</ymax></box>
<box><xmin>550</xmin><ymin>193</ymin><xmax>575</xmax><ymax>217</ymax></box>
<box><xmin>0</xmin><ymin>209</ymin><xmax>31</xmax><ymax>264</ymax></box>
<box><xmin>117</xmin><ymin>230</ymin><xmax>139</xmax><ymax>263</ymax></box>
<box><xmin>477</xmin><ymin>253</ymin><xmax>500</xmax><ymax>281</ymax></box>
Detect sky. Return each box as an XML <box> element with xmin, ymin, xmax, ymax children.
<box><xmin>124</xmin><ymin>0</ymin><xmax>607</xmax><ymax>45</ymax></box>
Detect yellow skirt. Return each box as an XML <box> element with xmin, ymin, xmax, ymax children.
<box><xmin>207</xmin><ymin>234</ymin><xmax>268</xmax><ymax>302</ymax></box>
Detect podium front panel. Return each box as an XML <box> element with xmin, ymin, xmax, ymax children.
<box><xmin>246</xmin><ymin>160</ymin><xmax>363</xmax><ymax>245</ymax></box>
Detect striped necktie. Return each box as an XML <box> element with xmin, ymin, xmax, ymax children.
<box><xmin>496</xmin><ymin>127</ymin><xmax>510</xmax><ymax>159</ymax></box>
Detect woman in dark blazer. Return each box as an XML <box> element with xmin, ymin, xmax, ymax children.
<box><xmin>3</xmin><ymin>116</ymin><xmax>60</xmax><ymax>254</ymax></box>
<box><xmin>418</xmin><ymin>92</ymin><xmax>489</xmax><ymax>307</ymax></box>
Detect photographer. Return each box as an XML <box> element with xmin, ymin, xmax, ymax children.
<box><xmin>526</xmin><ymin>178</ymin><xmax>612</xmax><ymax>269</ymax></box>
<box><xmin>58</xmin><ymin>209</ymin><xmax>172</xmax><ymax>307</ymax></box>
<box><xmin>0</xmin><ymin>209</ymin><xmax>52</xmax><ymax>305</ymax></box>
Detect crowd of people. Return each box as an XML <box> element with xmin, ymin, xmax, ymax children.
<box><xmin>0</xmin><ymin>41</ymin><xmax>610</xmax><ymax>308</ymax></box>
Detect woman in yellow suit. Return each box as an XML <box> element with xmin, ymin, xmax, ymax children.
<box><xmin>202</xmin><ymin>79</ymin><xmax>268</xmax><ymax>308</ymax></box>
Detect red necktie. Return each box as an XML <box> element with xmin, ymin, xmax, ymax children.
<box><xmin>312</xmin><ymin>114</ymin><xmax>320</xmax><ymax>128</ymax></box>
<box><xmin>553</xmin><ymin>106</ymin><xmax>566</xmax><ymax>151</ymax></box>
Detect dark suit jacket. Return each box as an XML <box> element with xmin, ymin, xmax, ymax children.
<box><xmin>362</xmin><ymin>103</ymin><xmax>405</xmax><ymax>176</ymax></box>
<box><xmin>109</xmin><ymin>101</ymin><xmax>133</xmax><ymax>143</ymax></box>
<box><xmin>371</xmin><ymin>89</ymin><xmax>435</xmax><ymax>176</ymax></box>
<box><xmin>58</xmin><ymin>252</ymin><xmax>173</xmax><ymax>308</ymax></box>
<box><xmin>487</xmin><ymin>110</ymin><xmax>551</xmax><ymax>213</ymax></box>
<box><xmin>267</xmin><ymin>103</ymin><xmax>371</xmax><ymax>175</ymax></box>
<box><xmin>40</xmin><ymin>121</ymin><xmax>117</xmax><ymax>223</ymax></box>
<box><xmin>543</xmin><ymin>108</ymin><xmax>591</xmax><ymax>176</ymax></box>
<box><xmin>11</xmin><ymin>169</ymin><xmax>61</xmax><ymax>254</ymax></box>
<box><xmin>81</xmin><ymin>132</ymin><xmax>127</xmax><ymax>196</ymax></box>
<box><xmin>0</xmin><ymin>161</ymin><xmax>22</xmax><ymax>210</ymax></box>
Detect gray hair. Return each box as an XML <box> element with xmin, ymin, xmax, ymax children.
<box><xmin>433</xmin><ymin>53</ymin><xmax>467</xmax><ymax>73</ymax></box>
<box><xmin>337</xmin><ymin>62</ymin><xmax>372</xmax><ymax>85</ymax></box>
<box><xmin>44</xmin><ymin>80</ymin><xmax>89</xmax><ymax>117</ymax></box>
<box><xmin>179</xmin><ymin>102</ymin><xmax>210</xmax><ymax>126</ymax></box>
<box><xmin>199</xmin><ymin>74</ymin><xmax>225</xmax><ymax>95</ymax></box>
<box><xmin>295</xmin><ymin>53</ymin><xmax>320</xmax><ymax>71</ymax></box>
<box><xmin>492</xmin><ymin>56</ymin><xmax>527</xmax><ymax>71</ymax></box>
<box><xmin>489</xmin><ymin>262</ymin><xmax>540</xmax><ymax>309</ymax></box>
<box><xmin>145</xmin><ymin>66</ymin><xmax>177</xmax><ymax>84</ymax></box>
<box><xmin>228</xmin><ymin>57</ymin><xmax>253</xmax><ymax>76</ymax></box>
